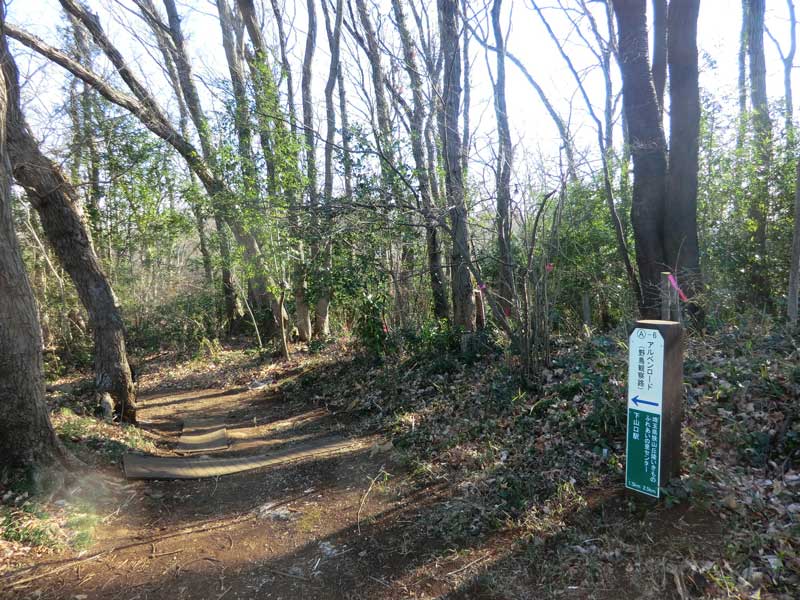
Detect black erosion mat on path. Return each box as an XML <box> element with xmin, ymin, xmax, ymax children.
<box><xmin>122</xmin><ymin>436</ymin><xmax>362</xmax><ymax>479</ymax></box>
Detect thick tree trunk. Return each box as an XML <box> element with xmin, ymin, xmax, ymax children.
<box><xmin>1</xmin><ymin>42</ymin><xmax>136</xmax><ymax>422</ymax></box>
<box><xmin>491</xmin><ymin>0</ymin><xmax>516</xmax><ymax>317</ymax></box>
<box><xmin>665</xmin><ymin>0</ymin><xmax>703</xmax><ymax>324</ymax></box>
<box><xmin>612</xmin><ymin>0</ymin><xmax>668</xmax><ymax>317</ymax></box>
<box><xmin>0</xmin><ymin>22</ymin><xmax>69</xmax><ymax>472</ymax></box>
<box><xmin>439</xmin><ymin>0</ymin><xmax>475</xmax><ymax>331</ymax></box>
<box><xmin>747</xmin><ymin>0</ymin><xmax>772</xmax><ymax>305</ymax></box>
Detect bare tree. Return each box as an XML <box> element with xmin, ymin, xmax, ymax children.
<box><xmin>765</xmin><ymin>0</ymin><xmax>797</xmax><ymax>140</ymax></box>
<box><xmin>439</xmin><ymin>0</ymin><xmax>475</xmax><ymax>330</ymax></box>
<box><xmin>747</xmin><ymin>0</ymin><xmax>772</xmax><ymax>305</ymax></box>
<box><xmin>490</xmin><ymin>0</ymin><xmax>516</xmax><ymax>316</ymax></box>
<box><xmin>317</xmin><ymin>0</ymin><xmax>344</xmax><ymax>337</ymax></box>
<box><xmin>532</xmin><ymin>0</ymin><xmax>641</xmax><ymax>308</ymax></box>
<box><xmin>391</xmin><ymin>0</ymin><xmax>449</xmax><ymax>320</ymax></box>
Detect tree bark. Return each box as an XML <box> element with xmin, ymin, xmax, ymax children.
<box><xmin>461</xmin><ymin>0</ymin><xmax>470</xmax><ymax>178</ymax></box>
<box><xmin>651</xmin><ymin>0</ymin><xmax>667</xmax><ymax>116</ymax></box>
<box><xmin>316</xmin><ymin>0</ymin><xmax>343</xmax><ymax>338</ymax></box>
<box><xmin>216</xmin><ymin>0</ymin><xmax>257</xmax><ymax>202</ymax></box>
<box><xmin>665</xmin><ymin>0</ymin><xmax>703</xmax><ymax>324</ymax></box>
<box><xmin>491</xmin><ymin>0</ymin><xmax>516</xmax><ymax>317</ymax></box>
<box><xmin>2</xmin><ymin>35</ymin><xmax>136</xmax><ymax>422</ymax></box>
<box><xmin>747</xmin><ymin>0</ymin><xmax>772</xmax><ymax>305</ymax></box>
<box><xmin>139</xmin><ymin>0</ymin><xmax>236</xmax><ymax>323</ymax></box>
<box><xmin>439</xmin><ymin>0</ymin><xmax>475</xmax><ymax>331</ymax></box>
<box><xmin>789</xmin><ymin>159</ymin><xmax>800</xmax><ymax>324</ymax></box>
<box><xmin>391</xmin><ymin>0</ymin><xmax>449</xmax><ymax>320</ymax></box>
<box><xmin>237</xmin><ymin>0</ymin><xmax>309</xmax><ymax>342</ymax></box>
<box><xmin>737</xmin><ymin>0</ymin><xmax>749</xmax><ymax>150</ymax></box>
<box><xmin>0</xmin><ymin>18</ymin><xmax>69</xmax><ymax>473</ymax></box>
<box><xmin>612</xmin><ymin>0</ymin><xmax>668</xmax><ymax>317</ymax></box>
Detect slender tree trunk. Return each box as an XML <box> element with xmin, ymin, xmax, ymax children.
<box><xmin>2</xmin><ymin>42</ymin><xmax>136</xmax><ymax>422</ymax></box>
<box><xmin>298</xmin><ymin>0</ymin><xmax>326</xmax><ymax>338</ymax></box>
<box><xmin>612</xmin><ymin>0</ymin><xmax>668</xmax><ymax>317</ymax></box>
<box><xmin>737</xmin><ymin>0</ymin><xmax>749</xmax><ymax>150</ymax></box>
<box><xmin>747</xmin><ymin>0</ymin><xmax>772</xmax><ymax>305</ymax></box>
<box><xmin>461</xmin><ymin>0</ymin><xmax>470</xmax><ymax>178</ymax></box>
<box><xmin>355</xmin><ymin>0</ymin><xmax>413</xmax><ymax>323</ymax></box>
<box><xmin>317</xmin><ymin>0</ymin><xmax>343</xmax><ymax>338</ymax></box>
<box><xmin>439</xmin><ymin>0</ymin><xmax>475</xmax><ymax>331</ymax></box>
<box><xmin>190</xmin><ymin>202</ymin><xmax>214</xmax><ymax>285</ymax></box>
<box><xmin>391</xmin><ymin>0</ymin><xmax>449</xmax><ymax>320</ymax></box>
<box><xmin>0</xmin><ymin>19</ymin><xmax>69</xmax><ymax>473</ymax></box>
<box><xmin>665</xmin><ymin>0</ymin><xmax>703</xmax><ymax>324</ymax></box>
<box><xmin>338</xmin><ymin>68</ymin><xmax>353</xmax><ymax>199</ymax></box>
<box><xmin>491</xmin><ymin>0</ymin><xmax>516</xmax><ymax>317</ymax></box>
<box><xmin>236</xmin><ymin>0</ymin><xmax>308</xmax><ymax>341</ymax></box>
<box><xmin>164</xmin><ymin>0</ymin><xmax>282</xmax><ymax>328</ymax></box>
<box><xmin>216</xmin><ymin>0</ymin><xmax>257</xmax><ymax>202</ymax></box>
<box><xmin>137</xmin><ymin>0</ymin><xmax>218</xmax><ymax>294</ymax></box>
<box><xmin>789</xmin><ymin>159</ymin><xmax>800</xmax><ymax>324</ymax></box>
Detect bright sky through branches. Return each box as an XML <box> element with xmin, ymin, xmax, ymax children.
<box><xmin>7</xmin><ymin>0</ymin><xmax>798</xmax><ymax>188</ymax></box>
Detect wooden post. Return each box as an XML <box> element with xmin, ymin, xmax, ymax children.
<box><xmin>625</xmin><ymin>320</ymin><xmax>683</xmax><ymax>498</ymax></box>
<box><xmin>581</xmin><ymin>291</ymin><xmax>591</xmax><ymax>327</ymax></box>
<box><xmin>474</xmin><ymin>288</ymin><xmax>486</xmax><ymax>330</ymax></box>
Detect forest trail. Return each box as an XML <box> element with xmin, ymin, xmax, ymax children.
<box><xmin>4</xmin><ymin>379</ymin><xmax>503</xmax><ymax>600</ymax></box>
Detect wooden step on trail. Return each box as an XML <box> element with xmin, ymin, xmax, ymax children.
<box><xmin>122</xmin><ymin>436</ymin><xmax>363</xmax><ymax>480</ymax></box>
<box><xmin>175</xmin><ymin>416</ymin><xmax>229</xmax><ymax>455</ymax></box>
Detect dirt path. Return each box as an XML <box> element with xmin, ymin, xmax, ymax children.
<box><xmin>4</xmin><ymin>380</ymin><xmax>494</xmax><ymax>600</ymax></box>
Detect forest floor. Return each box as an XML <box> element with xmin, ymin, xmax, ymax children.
<box><xmin>1</xmin><ymin>323</ymin><xmax>799</xmax><ymax>599</ymax></box>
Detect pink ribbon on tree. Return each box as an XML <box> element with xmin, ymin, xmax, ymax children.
<box><xmin>667</xmin><ymin>273</ymin><xmax>688</xmax><ymax>302</ymax></box>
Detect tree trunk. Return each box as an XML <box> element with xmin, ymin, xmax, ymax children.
<box><xmin>237</xmin><ymin>0</ymin><xmax>310</xmax><ymax>342</ymax></box>
<box><xmin>461</xmin><ymin>0</ymin><xmax>471</xmax><ymax>178</ymax></box>
<box><xmin>439</xmin><ymin>0</ymin><xmax>475</xmax><ymax>331</ymax></box>
<box><xmin>651</xmin><ymin>0</ymin><xmax>667</xmax><ymax>116</ymax></box>
<box><xmin>316</xmin><ymin>0</ymin><xmax>343</xmax><ymax>338</ymax></box>
<box><xmin>747</xmin><ymin>0</ymin><xmax>772</xmax><ymax>305</ymax></box>
<box><xmin>737</xmin><ymin>0</ymin><xmax>749</xmax><ymax>150</ymax></box>
<box><xmin>789</xmin><ymin>159</ymin><xmax>800</xmax><ymax>324</ymax></box>
<box><xmin>612</xmin><ymin>0</ymin><xmax>668</xmax><ymax>317</ymax></box>
<box><xmin>1</xmin><ymin>41</ymin><xmax>136</xmax><ymax>422</ymax></box>
<box><xmin>0</xmin><ymin>19</ymin><xmax>69</xmax><ymax>473</ymax></box>
<box><xmin>216</xmin><ymin>0</ymin><xmax>257</xmax><ymax>203</ymax></box>
<box><xmin>665</xmin><ymin>0</ymin><xmax>703</xmax><ymax>324</ymax></box>
<box><xmin>391</xmin><ymin>0</ymin><xmax>449</xmax><ymax>320</ymax></box>
<box><xmin>491</xmin><ymin>0</ymin><xmax>516</xmax><ymax>317</ymax></box>
<box><xmin>782</xmin><ymin>1</ymin><xmax>796</xmax><ymax>141</ymax></box>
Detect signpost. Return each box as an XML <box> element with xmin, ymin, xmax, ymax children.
<box><xmin>625</xmin><ymin>320</ymin><xmax>683</xmax><ymax>498</ymax></box>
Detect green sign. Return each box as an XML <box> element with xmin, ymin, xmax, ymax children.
<box><xmin>625</xmin><ymin>328</ymin><xmax>664</xmax><ymax>498</ymax></box>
